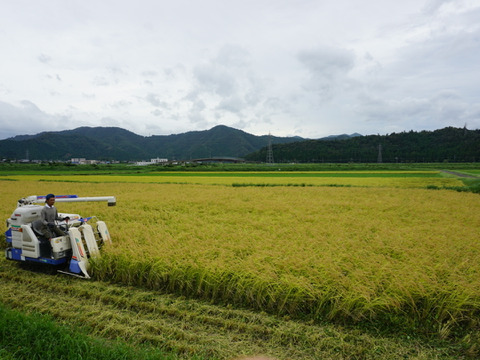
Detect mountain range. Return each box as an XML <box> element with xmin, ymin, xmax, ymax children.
<box><xmin>1</xmin><ymin>125</ymin><xmax>349</xmax><ymax>161</ymax></box>
<box><xmin>2</xmin><ymin>125</ymin><xmax>476</xmax><ymax>163</ymax></box>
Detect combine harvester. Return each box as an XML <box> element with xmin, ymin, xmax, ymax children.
<box><xmin>4</xmin><ymin>194</ymin><xmax>116</xmax><ymax>278</ymax></box>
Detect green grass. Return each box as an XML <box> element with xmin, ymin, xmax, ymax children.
<box><xmin>0</xmin><ymin>304</ymin><xmax>187</xmax><ymax>360</ymax></box>
<box><xmin>1</xmin><ymin>162</ymin><xmax>480</xmax><ymax>175</ymax></box>
<box><xmin>446</xmin><ymin>178</ymin><xmax>480</xmax><ymax>194</ymax></box>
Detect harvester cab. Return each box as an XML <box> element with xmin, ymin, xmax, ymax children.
<box><xmin>4</xmin><ymin>195</ymin><xmax>116</xmax><ymax>278</ymax></box>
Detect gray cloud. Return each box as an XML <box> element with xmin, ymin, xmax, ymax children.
<box><xmin>141</xmin><ymin>70</ymin><xmax>158</xmax><ymax>77</ymax></box>
<box><xmin>0</xmin><ymin>0</ymin><xmax>478</xmax><ymax>139</ymax></box>
<box><xmin>145</xmin><ymin>93</ymin><xmax>169</xmax><ymax>108</ymax></box>
<box><xmin>109</xmin><ymin>100</ymin><xmax>131</xmax><ymax>109</ymax></box>
<box><xmin>45</xmin><ymin>74</ymin><xmax>62</xmax><ymax>82</ymax></box>
<box><xmin>350</xmin><ymin>6</ymin><xmax>480</xmax><ymax>134</ymax></box>
<box><xmin>422</xmin><ymin>0</ymin><xmax>456</xmax><ymax>14</ymax></box>
<box><xmin>193</xmin><ymin>65</ymin><xmax>237</xmax><ymax>96</ymax></box>
<box><xmin>151</xmin><ymin>109</ymin><xmax>162</xmax><ymax>117</ymax></box>
<box><xmin>297</xmin><ymin>47</ymin><xmax>355</xmax><ymax>100</ymax></box>
<box><xmin>0</xmin><ymin>100</ymin><xmax>68</xmax><ymax>138</ymax></box>
<box><xmin>186</xmin><ymin>44</ymin><xmax>274</xmax><ymax>130</ymax></box>
<box><xmin>92</xmin><ymin>76</ymin><xmax>111</xmax><ymax>87</ymax></box>
<box><xmin>217</xmin><ymin>96</ymin><xmax>245</xmax><ymax>114</ymax></box>
<box><xmin>192</xmin><ymin>44</ymin><xmax>253</xmax><ymax>97</ymax></box>
<box><xmin>38</xmin><ymin>53</ymin><xmax>52</xmax><ymax>64</ymax></box>
<box><xmin>355</xmin><ymin>89</ymin><xmax>475</xmax><ymax>132</ymax></box>
<box><xmin>187</xmin><ymin>98</ymin><xmax>209</xmax><ymax>128</ymax></box>
<box><xmin>298</xmin><ymin>47</ymin><xmax>355</xmax><ymax>78</ymax></box>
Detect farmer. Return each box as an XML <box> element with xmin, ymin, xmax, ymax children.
<box><xmin>33</xmin><ymin>194</ymin><xmax>70</xmax><ymax>239</ymax></box>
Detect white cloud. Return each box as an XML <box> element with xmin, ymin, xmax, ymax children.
<box><xmin>0</xmin><ymin>101</ymin><xmax>69</xmax><ymax>138</ymax></box>
<box><xmin>0</xmin><ymin>0</ymin><xmax>479</xmax><ymax>140</ymax></box>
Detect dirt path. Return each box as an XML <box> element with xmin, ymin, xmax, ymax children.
<box><xmin>441</xmin><ymin>170</ymin><xmax>478</xmax><ymax>178</ymax></box>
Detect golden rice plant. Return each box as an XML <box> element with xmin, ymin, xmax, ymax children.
<box><xmin>1</xmin><ymin>177</ymin><xmax>479</xmax><ymax>335</ymax></box>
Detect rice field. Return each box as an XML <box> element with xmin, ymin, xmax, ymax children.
<box><xmin>0</xmin><ymin>170</ymin><xmax>467</xmax><ymax>188</ymax></box>
<box><xmin>2</xmin><ymin>259</ymin><xmax>462</xmax><ymax>360</ymax></box>
<box><xmin>1</xmin><ymin>171</ymin><xmax>479</xmax><ymax>341</ymax></box>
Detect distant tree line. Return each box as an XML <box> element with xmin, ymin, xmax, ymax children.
<box><xmin>245</xmin><ymin>127</ymin><xmax>480</xmax><ymax>163</ymax></box>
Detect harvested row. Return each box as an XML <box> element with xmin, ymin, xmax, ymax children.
<box><xmin>0</xmin><ymin>259</ymin><xmax>456</xmax><ymax>360</ymax></box>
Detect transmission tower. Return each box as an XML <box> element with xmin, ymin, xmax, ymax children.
<box><xmin>377</xmin><ymin>144</ymin><xmax>383</xmax><ymax>163</ymax></box>
<box><xmin>266</xmin><ymin>133</ymin><xmax>274</xmax><ymax>164</ymax></box>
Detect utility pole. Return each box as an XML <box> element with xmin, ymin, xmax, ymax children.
<box><xmin>377</xmin><ymin>144</ymin><xmax>382</xmax><ymax>163</ymax></box>
<box><xmin>266</xmin><ymin>133</ymin><xmax>274</xmax><ymax>165</ymax></box>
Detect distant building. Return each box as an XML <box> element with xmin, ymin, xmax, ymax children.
<box><xmin>151</xmin><ymin>158</ymin><xmax>168</xmax><ymax>164</ymax></box>
<box><xmin>135</xmin><ymin>158</ymin><xmax>169</xmax><ymax>166</ymax></box>
<box><xmin>70</xmin><ymin>158</ymin><xmax>99</xmax><ymax>165</ymax></box>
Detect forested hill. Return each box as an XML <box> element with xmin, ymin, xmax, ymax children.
<box><xmin>0</xmin><ymin>125</ymin><xmax>303</xmax><ymax>161</ymax></box>
<box><xmin>245</xmin><ymin>127</ymin><xmax>480</xmax><ymax>163</ymax></box>
<box><xmin>3</xmin><ymin>125</ymin><xmax>478</xmax><ymax>163</ymax></box>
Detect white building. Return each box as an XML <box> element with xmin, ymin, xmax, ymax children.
<box><xmin>70</xmin><ymin>158</ymin><xmax>99</xmax><ymax>165</ymax></box>
<box><xmin>135</xmin><ymin>158</ymin><xmax>169</xmax><ymax>166</ymax></box>
<box><xmin>151</xmin><ymin>158</ymin><xmax>168</xmax><ymax>164</ymax></box>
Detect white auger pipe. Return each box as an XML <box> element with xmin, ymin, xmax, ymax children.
<box><xmin>19</xmin><ymin>195</ymin><xmax>116</xmax><ymax>206</ymax></box>
<box><xmin>53</xmin><ymin>196</ymin><xmax>116</xmax><ymax>206</ymax></box>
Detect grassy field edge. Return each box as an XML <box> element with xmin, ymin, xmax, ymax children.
<box><xmin>0</xmin><ymin>303</ymin><xmax>187</xmax><ymax>360</ymax></box>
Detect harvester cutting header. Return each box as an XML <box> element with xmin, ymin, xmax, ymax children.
<box><xmin>5</xmin><ymin>194</ymin><xmax>116</xmax><ymax>278</ymax></box>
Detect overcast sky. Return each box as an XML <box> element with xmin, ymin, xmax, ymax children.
<box><xmin>0</xmin><ymin>0</ymin><xmax>479</xmax><ymax>140</ymax></box>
